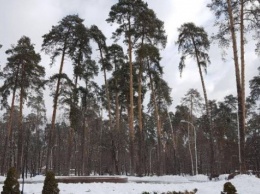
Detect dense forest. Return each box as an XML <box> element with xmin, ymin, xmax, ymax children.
<box><xmin>0</xmin><ymin>0</ymin><xmax>259</xmax><ymax>178</ymax></box>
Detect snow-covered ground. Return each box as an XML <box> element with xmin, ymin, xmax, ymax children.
<box><xmin>0</xmin><ymin>174</ymin><xmax>260</xmax><ymax>194</ymax></box>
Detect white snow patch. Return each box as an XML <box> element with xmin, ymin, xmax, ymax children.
<box><xmin>0</xmin><ymin>174</ymin><xmax>259</xmax><ymax>194</ymax></box>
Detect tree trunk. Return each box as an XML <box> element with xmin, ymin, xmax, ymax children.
<box><xmin>67</xmin><ymin>128</ymin><xmax>74</xmax><ymax>175</ymax></box>
<box><xmin>128</xmin><ymin>20</ymin><xmax>135</xmax><ymax>175</ymax></box>
<box><xmin>1</xmin><ymin>89</ymin><xmax>16</xmax><ymax>175</ymax></box>
<box><xmin>47</xmin><ymin>44</ymin><xmax>66</xmax><ymax>172</ymax></box>
<box><xmin>227</xmin><ymin>0</ymin><xmax>245</xmax><ymax>173</ymax></box>
<box><xmin>191</xmin><ymin>35</ymin><xmax>214</xmax><ymax>174</ymax></box>
<box><xmin>137</xmin><ymin>34</ymin><xmax>146</xmax><ymax>176</ymax></box>
<box><xmin>81</xmin><ymin>108</ymin><xmax>86</xmax><ymax>175</ymax></box>
<box><xmin>1</xmin><ymin>67</ymin><xmax>19</xmax><ymax>175</ymax></box>
<box><xmin>100</xmin><ymin>47</ymin><xmax>119</xmax><ymax>175</ymax></box>
<box><xmin>137</xmin><ymin>62</ymin><xmax>144</xmax><ymax>176</ymax></box>
<box><xmin>187</xmin><ymin>126</ymin><xmax>194</xmax><ymax>175</ymax></box>
<box><xmin>197</xmin><ymin>62</ymin><xmax>214</xmax><ymax>174</ymax></box>
<box><xmin>148</xmin><ymin>62</ymin><xmax>162</xmax><ymax>175</ymax></box>
<box><xmin>17</xmin><ymin>63</ymin><xmax>25</xmax><ymax>177</ymax></box>
<box><xmin>115</xmin><ymin>80</ymin><xmax>120</xmax><ymax>134</ymax></box>
<box><xmin>239</xmin><ymin>0</ymin><xmax>246</xmax><ymax>173</ymax></box>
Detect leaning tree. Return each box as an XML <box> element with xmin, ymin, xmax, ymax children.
<box><xmin>42</xmin><ymin>14</ymin><xmax>90</xmax><ymax>171</ymax></box>
<box><xmin>176</xmin><ymin>22</ymin><xmax>214</xmax><ymax>174</ymax></box>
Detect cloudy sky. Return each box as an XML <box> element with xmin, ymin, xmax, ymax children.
<box><xmin>0</xmin><ymin>0</ymin><xmax>259</xmax><ymax>120</ymax></box>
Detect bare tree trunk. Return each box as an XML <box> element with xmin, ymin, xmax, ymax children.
<box><xmin>67</xmin><ymin>128</ymin><xmax>74</xmax><ymax>175</ymax></box>
<box><xmin>1</xmin><ymin>89</ymin><xmax>16</xmax><ymax>174</ymax></box>
<box><xmin>1</xmin><ymin>68</ymin><xmax>19</xmax><ymax>175</ymax></box>
<box><xmin>128</xmin><ymin>21</ymin><xmax>135</xmax><ymax>175</ymax></box>
<box><xmin>47</xmin><ymin>45</ymin><xmax>66</xmax><ymax>172</ymax></box>
<box><xmin>137</xmin><ymin>62</ymin><xmax>144</xmax><ymax>176</ymax></box>
<box><xmin>100</xmin><ymin>48</ymin><xmax>119</xmax><ymax>175</ymax></box>
<box><xmin>239</xmin><ymin>0</ymin><xmax>246</xmax><ymax>173</ymax></box>
<box><xmin>17</xmin><ymin>63</ymin><xmax>25</xmax><ymax>177</ymax></box>
<box><xmin>148</xmin><ymin>63</ymin><xmax>162</xmax><ymax>175</ymax></box>
<box><xmin>227</xmin><ymin>0</ymin><xmax>245</xmax><ymax>173</ymax></box>
<box><xmin>115</xmin><ymin>80</ymin><xmax>120</xmax><ymax>148</ymax></box>
<box><xmin>197</xmin><ymin>63</ymin><xmax>214</xmax><ymax>174</ymax></box>
<box><xmin>137</xmin><ymin>35</ymin><xmax>145</xmax><ymax>176</ymax></box>
<box><xmin>187</xmin><ymin>126</ymin><xmax>194</xmax><ymax>175</ymax></box>
<box><xmin>98</xmin><ymin>110</ymin><xmax>103</xmax><ymax>175</ymax></box>
<box><xmin>191</xmin><ymin>35</ymin><xmax>214</xmax><ymax>174</ymax></box>
<box><xmin>189</xmin><ymin>94</ymin><xmax>194</xmax><ymax>175</ymax></box>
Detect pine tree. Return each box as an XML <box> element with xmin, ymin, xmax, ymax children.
<box><xmin>1</xmin><ymin>167</ymin><xmax>20</xmax><ymax>194</ymax></box>
<box><xmin>42</xmin><ymin>14</ymin><xmax>88</xmax><ymax>172</ymax></box>
<box><xmin>0</xmin><ymin>36</ymin><xmax>45</xmax><ymax>175</ymax></box>
<box><xmin>107</xmin><ymin>0</ymin><xmax>149</xmax><ymax>174</ymax></box>
<box><xmin>176</xmin><ymin>22</ymin><xmax>214</xmax><ymax>174</ymax></box>
<box><xmin>42</xmin><ymin>171</ymin><xmax>59</xmax><ymax>194</ymax></box>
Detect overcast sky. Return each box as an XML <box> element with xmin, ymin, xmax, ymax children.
<box><xmin>0</xmin><ymin>0</ymin><xmax>259</xmax><ymax>121</ymax></box>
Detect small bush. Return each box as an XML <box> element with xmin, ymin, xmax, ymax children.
<box><xmin>222</xmin><ymin>182</ymin><xmax>237</xmax><ymax>194</ymax></box>
<box><xmin>1</xmin><ymin>167</ymin><xmax>20</xmax><ymax>194</ymax></box>
<box><xmin>42</xmin><ymin>171</ymin><xmax>60</xmax><ymax>194</ymax></box>
<box><xmin>227</xmin><ymin>173</ymin><xmax>236</xmax><ymax>180</ymax></box>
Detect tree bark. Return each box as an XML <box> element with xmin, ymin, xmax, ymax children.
<box><xmin>191</xmin><ymin>35</ymin><xmax>214</xmax><ymax>174</ymax></box>
<box><xmin>99</xmin><ymin>47</ymin><xmax>119</xmax><ymax>175</ymax></box>
<box><xmin>128</xmin><ymin>19</ymin><xmax>135</xmax><ymax>176</ymax></box>
<box><xmin>227</xmin><ymin>0</ymin><xmax>245</xmax><ymax>173</ymax></box>
<box><xmin>148</xmin><ymin>62</ymin><xmax>162</xmax><ymax>175</ymax></box>
<box><xmin>1</xmin><ymin>76</ymin><xmax>18</xmax><ymax>175</ymax></box>
<box><xmin>137</xmin><ymin>61</ymin><xmax>144</xmax><ymax>176</ymax></box>
<box><xmin>47</xmin><ymin>44</ymin><xmax>66</xmax><ymax>172</ymax></box>
<box><xmin>17</xmin><ymin>63</ymin><xmax>25</xmax><ymax>176</ymax></box>
<box><xmin>239</xmin><ymin>0</ymin><xmax>246</xmax><ymax>173</ymax></box>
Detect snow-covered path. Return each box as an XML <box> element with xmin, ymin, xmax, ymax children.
<box><xmin>1</xmin><ymin>174</ymin><xmax>260</xmax><ymax>194</ymax></box>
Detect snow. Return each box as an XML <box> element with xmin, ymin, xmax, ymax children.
<box><xmin>0</xmin><ymin>174</ymin><xmax>260</xmax><ymax>194</ymax></box>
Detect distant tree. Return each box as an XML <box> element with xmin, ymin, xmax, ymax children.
<box><xmin>250</xmin><ymin>67</ymin><xmax>260</xmax><ymax>102</ymax></box>
<box><xmin>246</xmin><ymin>112</ymin><xmax>260</xmax><ymax>171</ymax></box>
<box><xmin>1</xmin><ymin>167</ymin><xmax>20</xmax><ymax>194</ymax></box>
<box><xmin>42</xmin><ymin>171</ymin><xmax>59</xmax><ymax>194</ymax></box>
<box><xmin>181</xmin><ymin>89</ymin><xmax>203</xmax><ymax>120</ymax></box>
<box><xmin>172</xmin><ymin>105</ymin><xmax>192</xmax><ymax>174</ymax></box>
<box><xmin>209</xmin><ymin>97</ymin><xmax>239</xmax><ymax>172</ymax></box>
<box><xmin>148</xmin><ymin>74</ymin><xmax>172</xmax><ymax>175</ymax></box>
<box><xmin>181</xmin><ymin>89</ymin><xmax>203</xmax><ymax>175</ymax></box>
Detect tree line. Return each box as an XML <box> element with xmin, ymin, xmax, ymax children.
<box><xmin>0</xmin><ymin>0</ymin><xmax>259</xmax><ymax>177</ymax></box>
